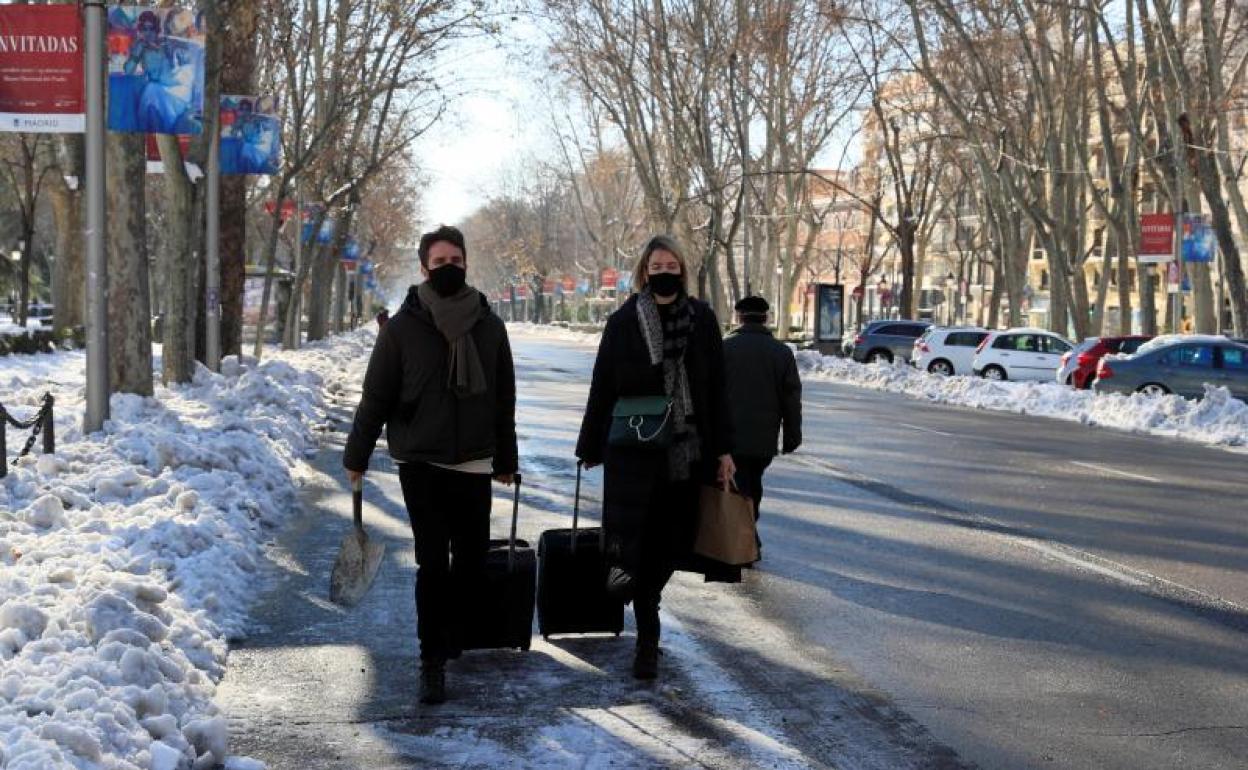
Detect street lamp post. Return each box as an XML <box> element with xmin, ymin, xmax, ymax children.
<box><xmin>877</xmin><ymin>277</ymin><xmax>889</xmax><ymax>320</ymax></box>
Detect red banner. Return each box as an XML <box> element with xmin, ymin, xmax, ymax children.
<box><xmin>542</xmin><ymin>279</ymin><xmax>556</xmax><ymax>295</ymax></box>
<box><xmin>517</xmin><ymin>285</ymin><xmax>530</xmax><ymax>299</ymax></box>
<box><xmin>0</xmin><ymin>5</ymin><xmax>84</xmax><ymax>132</ymax></box>
<box><xmin>1139</xmin><ymin>213</ymin><xmax>1174</xmax><ymax>262</ymax></box>
<box><xmin>601</xmin><ymin>268</ymin><xmax>619</xmax><ymax>288</ymax></box>
<box><xmin>562</xmin><ymin>275</ymin><xmax>576</xmax><ymax>292</ymax></box>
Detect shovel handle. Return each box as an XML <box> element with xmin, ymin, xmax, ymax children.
<box><xmin>352</xmin><ymin>477</ymin><xmax>363</xmax><ymax>528</ymax></box>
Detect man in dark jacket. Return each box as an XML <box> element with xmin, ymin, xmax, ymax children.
<box><xmin>343</xmin><ymin>225</ymin><xmax>518</xmax><ymax>706</ymax></box>
<box><xmin>723</xmin><ymin>296</ymin><xmax>802</xmax><ymax>554</ymax></box>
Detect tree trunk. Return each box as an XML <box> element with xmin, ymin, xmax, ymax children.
<box><xmin>106</xmin><ymin>133</ymin><xmax>153</xmax><ymax>395</ymax></box>
<box><xmin>48</xmin><ymin>179</ymin><xmax>85</xmax><ymax>333</ymax></box>
<box><xmin>157</xmin><ymin>133</ymin><xmax>199</xmax><ymax>384</ymax></box>
<box><xmin>220</xmin><ymin>175</ymin><xmax>248</xmax><ymax>357</ymax></box>
<box><xmin>218</xmin><ymin>0</ymin><xmax>260</xmax><ymax>357</ymax></box>
<box><xmin>1194</xmin><ymin>150</ymin><xmax>1248</xmax><ymax>335</ymax></box>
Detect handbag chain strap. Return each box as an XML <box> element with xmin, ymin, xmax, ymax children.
<box><xmin>628</xmin><ymin>403</ymin><xmax>672</xmax><ymax>443</ymax></box>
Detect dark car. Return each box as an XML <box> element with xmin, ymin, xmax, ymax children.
<box><xmin>1093</xmin><ymin>336</ymin><xmax>1248</xmax><ymax>401</ymax></box>
<box><xmin>848</xmin><ymin>320</ymin><xmax>932</xmax><ymax>364</ymax></box>
<box><xmin>1057</xmin><ymin>335</ymin><xmax>1152</xmax><ymax>389</ymax></box>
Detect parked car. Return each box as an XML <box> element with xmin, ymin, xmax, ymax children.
<box><xmin>913</xmin><ymin>326</ymin><xmax>990</xmax><ymax>376</ymax></box>
<box><xmin>848</xmin><ymin>320</ymin><xmax>932</xmax><ymax>364</ymax></box>
<box><xmin>27</xmin><ymin>303</ymin><xmax>54</xmax><ymax>327</ymax></box>
<box><xmin>972</xmin><ymin>328</ymin><xmax>1075</xmax><ymax>381</ymax></box>
<box><xmin>1093</xmin><ymin>336</ymin><xmax>1248</xmax><ymax>400</ymax></box>
<box><xmin>1056</xmin><ymin>335</ymin><xmax>1152</xmax><ymax>389</ymax></box>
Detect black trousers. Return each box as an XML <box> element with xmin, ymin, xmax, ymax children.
<box><xmin>631</xmin><ymin>477</ymin><xmax>699</xmax><ymax>644</ymax></box>
<box><xmin>732</xmin><ymin>455</ymin><xmax>773</xmax><ymax>519</ymax></box>
<box><xmin>397</xmin><ymin>462</ymin><xmax>492</xmax><ymax>662</ymax></box>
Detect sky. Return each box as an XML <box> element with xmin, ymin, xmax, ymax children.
<box><xmin>417</xmin><ymin>22</ymin><xmax>555</xmax><ymax>228</ymax></box>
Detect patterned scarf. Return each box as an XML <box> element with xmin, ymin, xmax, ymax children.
<box><xmin>636</xmin><ymin>288</ymin><xmax>700</xmax><ymax>480</ymax></box>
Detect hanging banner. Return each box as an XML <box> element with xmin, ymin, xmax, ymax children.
<box><xmin>0</xmin><ymin>5</ymin><xmax>84</xmax><ymax>132</ymax></box>
<box><xmin>107</xmin><ymin>6</ymin><xmax>206</xmax><ymax>135</ymax></box>
<box><xmin>220</xmin><ymin>94</ymin><xmax>281</xmax><ymax>175</ymax></box>
<box><xmin>1182</xmin><ymin>214</ymin><xmax>1215</xmax><ymax>263</ymax></box>
<box><xmin>1138</xmin><ymin>212</ymin><xmax>1174</xmax><ymax>263</ymax></box>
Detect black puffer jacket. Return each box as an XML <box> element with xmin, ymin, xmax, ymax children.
<box><xmin>343</xmin><ymin>285</ymin><xmax>518</xmax><ymax>475</ymax></box>
<box><xmin>723</xmin><ymin>323</ymin><xmax>802</xmax><ymax>458</ymax></box>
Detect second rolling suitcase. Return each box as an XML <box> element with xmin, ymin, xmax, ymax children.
<box><xmin>459</xmin><ymin>473</ymin><xmax>536</xmax><ymax>652</ymax></box>
<box><xmin>536</xmin><ymin>463</ymin><xmax>624</xmax><ymax>639</ymax></box>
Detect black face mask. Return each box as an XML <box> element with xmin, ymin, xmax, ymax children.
<box><xmin>427</xmin><ymin>264</ymin><xmax>466</xmax><ymax>297</ymax></box>
<box><xmin>648</xmin><ymin>272</ymin><xmax>682</xmax><ymax>298</ymax></box>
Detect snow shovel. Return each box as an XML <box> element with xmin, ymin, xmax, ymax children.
<box><xmin>329</xmin><ymin>477</ymin><xmax>384</xmax><ymax>606</ymax></box>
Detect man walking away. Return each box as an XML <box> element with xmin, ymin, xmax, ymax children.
<box><xmin>723</xmin><ymin>296</ymin><xmax>802</xmax><ymax>558</ymax></box>
<box><xmin>343</xmin><ymin>225</ymin><xmax>518</xmax><ymax>706</ymax></box>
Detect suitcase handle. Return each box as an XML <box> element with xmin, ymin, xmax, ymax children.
<box><xmin>507</xmin><ymin>473</ymin><xmax>523</xmax><ymax>571</ymax></box>
<box><xmin>572</xmin><ymin>461</ymin><xmax>606</xmax><ymax>555</ymax></box>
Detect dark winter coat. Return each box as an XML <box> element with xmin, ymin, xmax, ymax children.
<box><xmin>576</xmin><ymin>294</ymin><xmax>736</xmax><ymax>581</ymax></box>
<box><xmin>576</xmin><ymin>294</ymin><xmax>733</xmax><ymax>467</ymax></box>
<box><xmin>723</xmin><ymin>323</ymin><xmax>802</xmax><ymax>459</ymax></box>
<box><xmin>343</xmin><ymin>285</ymin><xmax>518</xmax><ymax>476</ymax></box>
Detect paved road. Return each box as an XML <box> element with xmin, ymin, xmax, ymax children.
<box><xmin>506</xmin><ymin>333</ymin><xmax>1248</xmax><ymax>770</ymax></box>
<box><xmin>219</xmin><ymin>332</ymin><xmax>1248</xmax><ymax>769</ymax></box>
<box><xmin>218</xmin><ymin>343</ymin><xmax>964</xmax><ymax>769</ymax></box>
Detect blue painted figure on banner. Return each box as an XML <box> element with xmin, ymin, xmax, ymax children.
<box><xmin>220</xmin><ymin>95</ymin><xmax>281</xmax><ymax>175</ymax></box>
<box><xmin>107</xmin><ymin>6</ymin><xmax>205</xmax><ymax>134</ymax></box>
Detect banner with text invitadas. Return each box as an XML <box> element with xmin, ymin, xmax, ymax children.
<box><xmin>0</xmin><ymin>5</ymin><xmax>84</xmax><ymax>133</ymax></box>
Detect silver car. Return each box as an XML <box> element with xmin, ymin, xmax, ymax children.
<box><xmin>1093</xmin><ymin>337</ymin><xmax>1248</xmax><ymax>400</ymax></box>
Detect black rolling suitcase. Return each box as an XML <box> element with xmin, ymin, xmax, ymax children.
<box><xmin>536</xmin><ymin>463</ymin><xmax>624</xmax><ymax>639</ymax></box>
<box><xmin>459</xmin><ymin>473</ymin><xmax>536</xmax><ymax>652</ymax></box>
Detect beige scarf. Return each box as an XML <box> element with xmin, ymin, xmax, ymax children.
<box><xmin>417</xmin><ymin>282</ymin><xmax>488</xmax><ymax>398</ymax></box>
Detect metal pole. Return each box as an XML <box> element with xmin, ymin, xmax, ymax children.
<box><xmin>83</xmin><ymin>1</ymin><xmax>109</xmax><ymax>434</ymax></box>
<box><xmin>205</xmin><ymin>115</ymin><xmax>221</xmax><ymax>370</ymax></box>
<box><xmin>1173</xmin><ymin>209</ymin><xmax>1184</xmax><ymax>334</ymax></box>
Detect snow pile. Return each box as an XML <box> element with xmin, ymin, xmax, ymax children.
<box><xmin>506</xmin><ymin>322</ymin><xmax>602</xmax><ymax>346</ymax></box>
<box><xmin>0</xmin><ymin>330</ymin><xmax>375</xmax><ymax>769</ymax></box>
<box><xmin>795</xmin><ymin>351</ymin><xmax>1248</xmax><ymax>449</ymax></box>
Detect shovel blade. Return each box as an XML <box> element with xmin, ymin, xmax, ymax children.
<box><xmin>329</xmin><ymin>527</ymin><xmax>384</xmax><ymax>606</ymax></box>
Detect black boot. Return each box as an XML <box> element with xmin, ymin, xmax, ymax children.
<box><xmin>632</xmin><ymin>634</ymin><xmax>660</xmax><ymax>680</ymax></box>
<box><xmin>420</xmin><ymin>661</ymin><xmax>446</xmax><ymax>705</ymax></box>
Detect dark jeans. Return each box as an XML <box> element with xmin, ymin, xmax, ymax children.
<box><xmin>397</xmin><ymin>462</ymin><xmax>492</xmax><ymax>662</ymax></box>
<box><xmin>732</xmin><ymin>455</ymin><xmax>772</xmax><ymax>519</ymax></box>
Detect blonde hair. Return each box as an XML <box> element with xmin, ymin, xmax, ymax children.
<box><xmin>631</xmin><ymin>234</ymin><xmax>689</xmax><ymax>294</ymax></box>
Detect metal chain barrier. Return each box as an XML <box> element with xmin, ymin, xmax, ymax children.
<box><xmin>0</xmin><ymin>393</ymin><xmax>55</xmax><ymax>478</ymax></box>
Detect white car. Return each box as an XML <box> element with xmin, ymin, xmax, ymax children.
<box><xmin>972</xmin><ymin>328</ymin><xmax>1074</xmax><ymax>381</ymax></box>
<box><xmin>912</xmin><ymin>326</ymin><xmax>990</xmax><ymax>376</ymax></box>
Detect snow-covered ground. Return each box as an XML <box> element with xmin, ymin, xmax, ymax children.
<box><xmin>795</xmin><ymin>350</ymin><xmax>1248</xmax><ymax>450</ymax></box>
<box><xmin>0</xmin><ymin>334</ymin><xmax>373</xmax><ymax>769</ymax></box>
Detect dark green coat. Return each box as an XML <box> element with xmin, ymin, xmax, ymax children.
<box><xmin>723</xmin><ymin>323</ymin><xmax>802</xmax><ymax>459</ymax></box>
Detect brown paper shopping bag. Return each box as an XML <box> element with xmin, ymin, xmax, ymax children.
<box><xmin>694</xmin><ymin>484</ymin><xmax>760</xmax><ymax>566</ymax></box>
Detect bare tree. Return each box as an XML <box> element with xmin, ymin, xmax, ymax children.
<box><xmin>0</xmin><ymin>134</ymin><xmax>54</xmax><ymax>328</ymax></box>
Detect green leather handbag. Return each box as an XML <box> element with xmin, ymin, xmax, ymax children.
<box><xmin>608</xmin><ymin>395</ymin><xmax>674</xmax><ymax>449</ymax></box>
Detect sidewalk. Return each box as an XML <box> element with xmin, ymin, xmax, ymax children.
<box><xmin>216</xmin><ymin>383</ymin><xmax>966</xmax><ymax>769</ymax></box>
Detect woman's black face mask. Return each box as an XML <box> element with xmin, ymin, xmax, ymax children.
<box><xmin>647</xmin><ymin>272</ymin><xmax>682</xmax><ymax>297</ymax></box>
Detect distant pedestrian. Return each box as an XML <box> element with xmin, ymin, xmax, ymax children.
<box><xmin>723</xmin><ymin>296</ymin><xmax>802</xmax><ymax>558</ymax></box>
<box><xmin>343</xmin><ymin>225</ymin><xmax>517</xmax><ymax>706</ymax></box>
<box><xmin>375</xmin><ymin>308</ymin><xmax>389</xmax><ymax>328</ymax></box>
<box><xmin>576</xmin><ymin>234</ymin><xmax>737</xmax><ymax>681</ymax></box>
